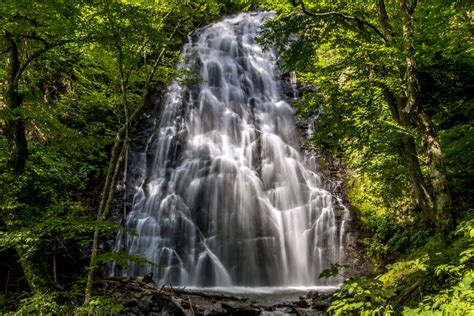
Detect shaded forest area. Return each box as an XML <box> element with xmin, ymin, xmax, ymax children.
<box><xmin>1</xmin><ymin>0</ymin><xmax>472</xmax><ymax>314</ymax></box>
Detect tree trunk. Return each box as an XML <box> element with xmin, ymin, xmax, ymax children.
<box><xmin>16</xmin><ymin>248</ymin><xmax>52</xmax><ymax>294</ymax></box>
<box><xmin>84</xmin><ymin>225</ymin><xmax>100</xmax><ymax>304</ymax></box>
<box><xmin>382</xmin><ymin>88</ymin><xmax>437</xmax><ymax>224</ymax></box>
<box><xmin>414</xmin><ymin>110</ymin><xmax>453</xmax><ymax>228</ymax></box>
<box><xmin>84</xmin><ymin>133</ymin><xmax>126</xmax><ymax>304</ymax></box>
<box><xmin>399</xmin><ymin>0</ymin><xmax>452</xmax><ymax>230</ymax></box>
<box><xmin>376</xmin><ymin>4</ymin><xmax>436</xmax><ymax>223</ymax></box>
<box><xmin>83</xmin><ymin>21</ymin><xmax>182</xmax><ymax>305</ymax></box>
<box><xmin>4</xmin><ymin>32</ymin><xmax>53</xmax><ymax>294</ymax></box>
<box><xmin>376</xmin><ymin>0</ymin><xmax>393</xmax><ymax>40</ymax></box>
<box><xmin>4</xmin><ymin>32</ymin><xmax>28</xmax><ymax>173</ymax></box>
<box><xmin>84</xmin><ymin>42</ymin><xmax>133</xmax><ymax>304</ymax></box>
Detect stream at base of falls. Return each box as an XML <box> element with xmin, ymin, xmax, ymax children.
<box><xmin>109</xmin><ymin>11</ymin><xmax>349</xmax><ymax>289</ymax></box>
<box><xmin>104</xmin><ymin>277</ymin><xmax>336</xmax><ymax>315</ymax></box>
<box><xmin>186</xmin><ymin>286</ymin><xmax>337</xmax><ymax>309</ymax></box>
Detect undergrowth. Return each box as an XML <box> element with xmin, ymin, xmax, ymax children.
<box><xmin>327</xmin><ymin>212</ymin><xmax>474</xmax><ymax>315</ymax></box>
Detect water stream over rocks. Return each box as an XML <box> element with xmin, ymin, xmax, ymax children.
<box><xmin>110</xmin><ymin>12</ymin><xmax>349</xmax><ymax>289</ymax></box>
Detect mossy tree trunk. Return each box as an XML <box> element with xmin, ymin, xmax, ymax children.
<box><xmin>398</xmin><ymin>0</ymin><xmax>453</xmax><ymax>230</ymax></box>
<box><xmin>3</xmin><ymin>31</ymin><xmax>53</xmax><ymax>294</ymax></box>
<box><xmin>292</xmin><ymin>0</ymin><xmax>454</xmax><ymax>231</ymax></box>
<box><xmin>4</xmin><ymin>32</ymin><xmax>27</xmax><ymax>173</ymax></box>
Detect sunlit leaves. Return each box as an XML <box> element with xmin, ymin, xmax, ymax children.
<box><xmin>328</xmin><ymin>213</ymin><xmax>474</xmax><ymax>314</ymax></box>
<box><xmin>1</xmin><ymin>1</ymin><xmax>235</xmax><ymax>311</ymax></box>
<box><xmin>328</xmin><ymin>277</ymin><xmax>395</xmax><ymax>315</ymax></box>
<box><xmin>403</xmin><ymin>270</ymin><xmax>474</xmax><ymax>315</ymax></box>
<box><xmin>319</xmin><ymin>263</ymin><xmax>350</xmax><ymax>278</ymax></box>
<box><xmin>259</xmin><ymin>1</ymin><xmax>473</xmax><ymax>313</ymax></box>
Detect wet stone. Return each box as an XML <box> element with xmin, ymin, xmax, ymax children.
<box><xmin>221</xmin><ymin>302</ymin><xmax>262</xmax><ymax>315</ymax></box>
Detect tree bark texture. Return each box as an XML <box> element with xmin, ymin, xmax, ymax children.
<box><xmin>382</xmin><ymin>88</ymin><xmax>436</xmax><ymax>224</ymax></box>
<box><xmin>4</xmin><ymin>32</ymin><xmax>28</xmax><ymax>173</ymax></box>
<box><xmin>373</xmin><ymin>2</ymin><xmax>452</xmax><ymax>230</ymax></box>
<box><xmin>16</xmin><ymin>248</ymin><xmax>53</xmax><ymax>294</ymax></box>
<box><xmin>376</xmin><ymin>0</ymin><xmax>393</xmax><ymax>40</ymax></box>
<box><xmin>399</xmin><ymin>0</ymin><xmax>452</xmax><ymax>230</ymax></box>
<box><xmin>414</xmin><ymin>110</ymin><xmax>453</xmax><ymax>228</ymax></box>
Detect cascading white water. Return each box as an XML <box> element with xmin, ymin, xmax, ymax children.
<box><xmin>110</xmin><ymin>12</ymin><xmax>348</xmax><ymax>287</ymax></box>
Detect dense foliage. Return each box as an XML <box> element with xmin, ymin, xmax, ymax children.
<box><xmin>0</xmin><ymin>0</ymin><xmax>472</xmax><ymax>313</ymax></box>
<box><xmin>0</xmin><ymin>0</ymin><xmax>242</xmax><ymax>312</ymax></box>
<box><xmin>259</xmin><ymin>0</ymin><xmax>473</xmax><ymax>314</ymax></box>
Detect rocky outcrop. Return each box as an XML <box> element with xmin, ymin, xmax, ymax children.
<box><xmin>100</xmin><ymin>277</ymin><xmax>334</xmax><ymax>315</ymax></box>
<box><xmin>282</xmin><ymin>73</ymin><xmax>373</xmax><ymax>280</ymax></box>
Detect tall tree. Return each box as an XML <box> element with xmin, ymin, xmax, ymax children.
<box><xmin>260</xmin><ymin>0</ymin><xmax>471</xmax><ymax>231</ymax></box>
<box><xmin>0</xmin><ymin>1</ymin><xmax>87</xmax><ymax>173</ymax></box>
<box><xmin>0</xmin><ymin>0</ymin><xmax>229</xmax><ymax>306</ymax></box>
<box><xmin>0</xmin><ymin>0</ymin><xmax>87</xmax><ymax>293</ymax></box>
<box><xmin>81</xmin><ymin>0</ymin><xmax>226</xmax><ymax>303</ymax></box>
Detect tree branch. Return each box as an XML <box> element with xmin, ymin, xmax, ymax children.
<box><xmin>122</xmin><ymin>6</ymin><xmax>175</xmax><ymax>88</ymax></box>
<box><xmin>409</xmin><ymin>0</ymin><xmax>418</xmax><ymax>15</ymax></box>
<box><xmin>0</xmin><ymin>46</ymin><xmax>11</xmax><ymax>56</ymax></box>
<box><xmin>14</xmin><ymin>39</ymin><xmax>76</xmax><ymax>84</ymax></box>
<box><xmin>124</xmin><ymin>38</ymin><xmax>149</xmax><ymax>88</ymax></box>
<box><xmin>19</xmin><ymin>33</ymin><xmax>49</xmax><ymax>47</ymax></box>
<box><xmin>12</xmin><ymin>13</ymin><xmax>38</xmax><ymax>26</ymax></box>
<box><xmin>292</xmin><ymin>0</ymin><xmax>387</xmax><ymax>42</ymax></box>
<box><xmin>145</xmin><ymin>30</ymin><xmax>177</xmax><ymax>86</ymax></box>
<box><xmin>377</xmin><ymin>0</ymin><xmax>394</xmax><ymax>41</ymax></box>
<box><xmin>131</xmin><ymin>19</ymin><xmax>184</xmax><ymax>122</ymax></box>
<box><xmin>14</xmin><ymin>46</ymin><xmax>47</xmax><ymax>84</ymax></box>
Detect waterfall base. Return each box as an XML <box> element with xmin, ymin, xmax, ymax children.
<box><xmin>102</xmin><ymin>277</ymin><xmax>335</xmax><ymax>315</ymax></box>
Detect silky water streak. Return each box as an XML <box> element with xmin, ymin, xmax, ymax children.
<box><xmin>110</xmin><ymin>12</ymin><xmax>348</xmax><ymax>287</ymax></box>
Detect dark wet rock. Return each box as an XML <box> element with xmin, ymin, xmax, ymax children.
<box><xmin>141</xmin><ymin>272</ymin><xmax>155</xmax><ymax>284</ymax></box>
<box><xmin>306</xmin><ymin>291</ymin><xmax>332</xmax><ymax>311</ymax></box>
<box><xmin>222</xmin><ymin>302</ymin><xmax>262</xmax><ymax>315</ymax></box>
<box><xmin>285</xmin><ymin>73</ymin><xmax>370</xmax><ymax>281</ymax></box>
<box><xmin>98</xmin><ymin>277</ymin><xmax>343</xmax><ymax>315</ymax></box>
<box><xmin>288</xmin><ymin>84</ymin><xmax>373</xmax><ymax>280</ymax></box>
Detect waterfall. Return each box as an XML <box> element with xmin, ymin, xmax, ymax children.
<box><xmin>110</xmin><ymin>12</ymin><xmax>348</xmax><ymax>287</ymax></box>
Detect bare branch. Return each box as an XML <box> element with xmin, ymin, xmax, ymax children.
<box><xmin>124</xmin><ymin>38</ymin><xmax>149</xmax><ymax>88</ymax></box>
<box><xmin>123</xmin><ymin>5</ymin><xmax>176</xmax><ymax>88</ymax></box>
<box><xmin>130</xmin><ymin>19</ymin><xmax>185</xmax><ymax>122</ymax></box>
<box><xmin>292</xmin><ymin>0</ymin><xmax>387</xmax><ymax>42</ymax></box>
<box><xmin>146</xmin><ymin>20</ymin><xmax>183</xmax><ymax>86</ymax></box>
